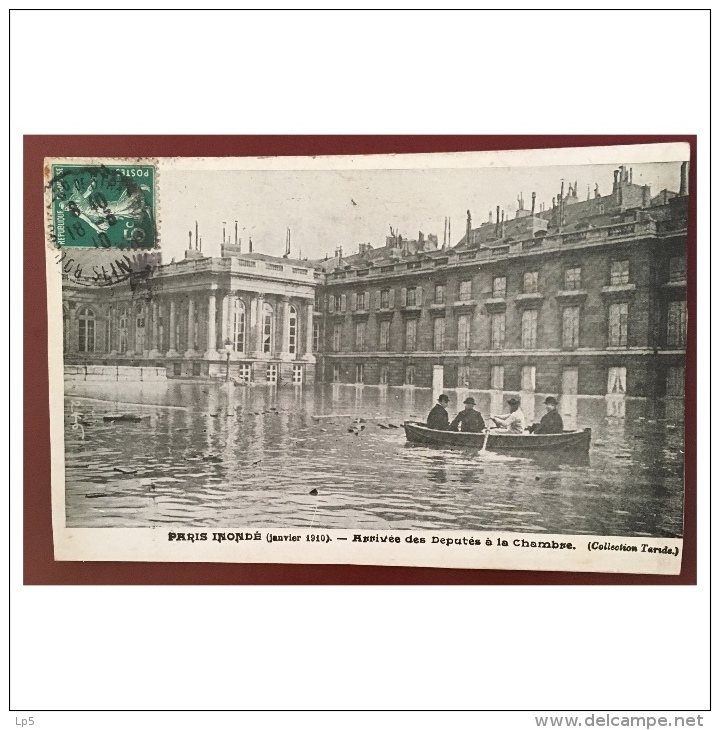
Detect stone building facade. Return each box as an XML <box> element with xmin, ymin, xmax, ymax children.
<box><xmin>62</xmin><ymin>246</ymin><xmax>319</xmax><ymax>384</ymax></box>
<box><xmin>315</xmin><ymin>164</ymin><xmax>689</xmax><ymax>412</ymax></box>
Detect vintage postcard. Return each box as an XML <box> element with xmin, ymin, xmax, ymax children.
<box><xmin>44</xmin><ymin>143</ymin><xmax>690</xmax><ymax>574</ymax></box>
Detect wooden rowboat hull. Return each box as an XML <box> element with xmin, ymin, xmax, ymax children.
<box><xmin>403</xmin><ymin>421</ymin><xmax>591</xmax><ymax>452</ymax></box>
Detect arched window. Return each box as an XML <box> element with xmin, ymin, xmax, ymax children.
<box><xmin>288</xmin><ymin>305</ymin><xmax>297</xmax><ymax>354</ymax></box>
<box><xmin>78</xmin><ymin>307</ymin><xmax>96</xmax><ymax>353</ymax></box>
<box><xmin>63</xmin><ymin>307</ymin><xmax>69</xmax><ymax>353</ymax></box>
<box><xmin>262</xmin><ymin>303</ymin><xmax>273</xmax><ymax>353</ymax></box>
<box><xmin>135</xmin><ymin>303</ymin><xmax>146</xmax><ymax>353</ymax></box>
<box><xmin>119</xmin><ymin>307</ymin><xmax>129</xmax><ymax>353</ymax></box>
<box><xmin>233</xmin><ymin>299</ymin><xmax>246</xmax><ymax>352</ymax></box>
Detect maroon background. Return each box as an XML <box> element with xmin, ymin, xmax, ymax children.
<box><xmin>23</xmin><ymin>135</ymin><xmax>697</xmax><ymax>585</ymax></box>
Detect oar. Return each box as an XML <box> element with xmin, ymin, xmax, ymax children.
<box><xmin>481</xmin><ymin>429</ymin><xmax>489</xmax><ymax>452</ymax></box>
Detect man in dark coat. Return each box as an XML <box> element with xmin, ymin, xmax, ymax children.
<box><xmin>449</xmin><ymin>397</ymin><xmax>486</xmax><ymax>433</ymax></box>
<box><xmin>529</xmin><ymin>396</ymin><xmax>565</xmax><ymax>434</ymax></box>
<box><xmin>427</xmin><ymin>394</ymin><xmax>450</xmax><ymax>430</ymax></box>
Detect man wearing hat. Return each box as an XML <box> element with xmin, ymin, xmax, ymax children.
<box><xmin>427</xmin><ymin>394</ymin><xmax>451</xmax><ymax>431</ymax></box>
<box><xmin>490</xmin><ymin>397</ymin><xmax>526</xmax><ymax>434</ymax></box>
<box><xmin>528</xmin><ymin>396</ymin><xmax>565</xmax><ymax>434</ymax></box>
<box><xmin>449</xmin><ymin>397</ymin><xmax>486</xmax><ymax>433</ymax></box>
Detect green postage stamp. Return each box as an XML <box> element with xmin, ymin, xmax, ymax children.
<box><xmin>48</xmin><ymin>162</ymin><xmax>157</xmax><ymax>249</ymax></box>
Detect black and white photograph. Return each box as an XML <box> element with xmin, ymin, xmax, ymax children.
<box><xmin>46</xmin><ymin>144</ymin><xmax>689</xmax><ymax>573</ymax></box>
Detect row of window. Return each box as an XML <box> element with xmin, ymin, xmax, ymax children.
<box><xmin>64</xmin><ymin>303</ymin><xmax>303</xmax><ymax>356</ymax></box>
<box><xmin>330</xmin><ymin>301</ymin><xmax>687</xmax><ymax>352</ymax></box>
<box><xmin>328</xmin><ymin>257</ymin><xmax>687</xmax><ymax>313</ymax></box>
<box><xmin>332</xmin><ymin>362</ymin><xmax>643</xmax><ymax>395</ymax></box>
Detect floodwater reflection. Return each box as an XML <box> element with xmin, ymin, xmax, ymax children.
<box><xmin>63</xmin><ymin>382</ymin><xmax>684</xmax><ymax>537</ymax></box>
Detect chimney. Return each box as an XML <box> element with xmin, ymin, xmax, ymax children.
<box><xmin>466</xmin><ymin>210</ymin><xmax>472</xmax><ymax>245</ymax></box>
<box><xmin>284</xmin><ymin>228</ymin><xmax>291</xmax><ymax>258</ymax></box>
<box><xmin>443</xmin><ymin>217</ymin><xmax>447</xmax><ymax>248</ymax></box>
<box><xmin>531</xmin><ymin>192</ymin><xmax>536</xmax><ymax>217</ymax></box>
<box><xmin>613</xmin><ymin>170</ymin><xmax>619</xmax><ymax>192</ymax></box>
<box><xmin>629</xmin><ymin>168</ymin><xmax>633</xmax><ymax>185</ymax></box>
<box><xmin>235</xmin><ymin>221</ymin><xmax>238</xmax><ymax>245</ymax></box>
<box><xmin>488</xmin><ymin>211</ymin><xmax>493</xmax><ymax>224</ymax></box>
<box><xmin>335</xmin><ymin>246</ymin><xmax>343</xmax><ymax>260</ymax></box>
<box><xmin>500</xmin><ymin>209</ymin><xmax>505</xmax><ymax>238</ymax></box>
<box><xmin>680</xmin><ymin>161</ymin><xmax>688</xmax><ymax>196</ymax></box>
<box><xmin>248</xmin><ymin>237</ymin><xmax>253</xmax><ymax>253</ymax></box>
<box><xmin>587</xmin><ymin>184</ymin><xmax>590</xmax><ymax>201</ymax></box>
<box><xmin>188</xmin><ymin>231</ymin><xmax>192</xmax><ymax>249</ymax></box>
<box><xmin>199</xmin><ymin>237</ymin><xmax>202</xmax><ymax>252</ymax></box>
<box><xmin>495</xmin><ymin>205</ymin><xmax>500</xmax><ymax>237</ymax></box>
<box><xmin>448</xmin><ymin>218</ymin><xmax>451</xmax><ymax>246</ymax></box>
<box><xmin>222</xmin><ymin>222</ymin><xmax>226</xmax><ymax>245</ymax></box>
<box><xmin>195</xmin><ymin>220</ymin><xmax>199</xmax><ymax>250</ymax></box>
<box><xmin>642</xmin><ymin>185</ymin><xmax>650</xmax><ymax>208</ymax></box>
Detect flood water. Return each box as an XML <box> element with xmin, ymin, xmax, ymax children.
<box><xmin>63</xmin><ymin>382</ymin><xmax>685</xmax><ymax>537</ymax></box>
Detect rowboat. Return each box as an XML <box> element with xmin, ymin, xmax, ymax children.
<box><xmin>403</xmin><ymin>421</ymin><xmax>591</xmax><ymax>452</ymax></box>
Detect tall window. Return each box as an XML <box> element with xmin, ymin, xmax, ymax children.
<box><xmin>355</xmin><ymin>321</ymin><xmax>366</xmax><ymax>351</ymax></box>
<box><xmin>668</xmin><ymin>256</ymin><xmax>687</xmax><ymax>282</ymax></box>
<box><xmin>608</xmin><ymin>303</ymin><xmax>628</xmax><ymax>347</ymax></box>
<box><xmin>405</xmin><ymin>319</ymin><xmax>417</xmax><ymax>351</ymax></box>
<box><xmin>666</xmin><ymin>367</ymin><xmax>684</xmax><ymax>397</ymax></box>
<box><xmin>266</xmin><ymin>364</ymin><xmax>278</xmax><ymax>383</ymax></box>
<box><xmin>457</xmin><ymin>314</ymin><xmax>471</xmax><ymax>350</ymax></box>
<box><xmin>233</xmin><ymin>300</ymin><xmax>246</xmax><ymax>352</ymax></box>
<box><xmin>435</xmin><ymin>284</ymin><xmax>446</xmax><ymax>304</ymax></box>
<box><xmin>458</xmin><ymin>365</ymin><xmax>470</xmax><ymax>388</ymax></box>
<box><xmin>491</xmin><ymin>365</ymin><xmax>504</xmax><ymax>390</ymax></box>
<box><xmin>405</xmin><ymin>365</ymin><xmax>416</xmax><ymax>385</ymax></box>
<box><xmin>355</xmin><ymin>364</ymin><xmax>364</xmax><ymax>384</ymax></box>
<box><xmin>292</xmin><ymin>364</ymin><xmax>303</xmax><ymax>384</ymax></box>
<box><xmin>433</xmin><ymin>317</ymin><xmax>445</xmax><ymax>351</ymax></box>
<box><xmin>459</xmin><ymin>280</ymin><xmax>472</xmax><ymax>301</ymax></box>
<box><xmin>380</xmin><ymin>289</ymin><xmax>390</xmax><ymax>309</ymax></box>
<box><xmin>490</xmin><ymin>313</ymin><xmax>505</xmax><ymax>350</ymax></box>
<box><xmin>379</xmin><ymin>320</ymin><xmax>390</xmax><ymax>351</ymax></box>
<box><xmin>521</xmin><ymin>309</ymin><xmax>538</xmax><ymax>348</ymax></box>
<box><xmin>379</xmin><ymin>365</ymin><xmax>389</xmax><ymax>384</ymax></box>
<box><xmin>522</xmin><ymin>365</ymin><xmax>536</xmax><ymax>391</ymax></box>
<box><xmin>607</xmin><ymin>367</ymin><xmax>626</xmax><ymax>394</ymax></box>
<box><xmin>312</xmin><ymin>321</ymin><xmax>320</xmax><ymax>352</ymax></box>
<box><xmin>78</xmin><ymin>307</ymin><xmax>96</xmax><ymax>353</ymax></box>
<box><xmin>288</xmin><ymin>305</ymin><xmax>297</xmax><ymax>354</ymax></box>
<box><xmin>106</xmin><ymin>306</ymin><xmax>113</xmax><ymax>352</ymax></box>
<box><xmin>237</xmin><ymin>364</ymin><xmax>251</xmax><ymax>382</ymax></box>
<box><xmin>333</xmin><ymin>324</ymin><xmax>342</xmax><ymax>352</ymax></box>
<box><xmin>565</xmin><ymin>267</ymin><xmax>582</xmax><ymax>290</ymax></box>
<box><xmin>262</xmin><ymin>303</ymin><xmax>274</xmax><ymax>353</ymax></box>
<box><xmin>523</xmin><ymin>271</ymin><xmax>539</xmax><ymax>294</ymax></box>
<box><xmin>610</xmin><ymin>260</ymin><xmax>630</xmax><ymax>285</ymax></box>
<box><xmin>119</xmin><ymin>307</ymin><xmax>129</xmax><ymax>353</ymax></box>
<box><xmin>135</xmin><ymin>304</ymin><xmax>145</xmax><ymax>353</ymax></box>
<box><xmin>667</xmin><ymin>300</ymin><xmax>687</xmax><ymax>346</ymax></box>
<box><xmin>332</xmin><ymin>363</ymin><xmax>341</xmax><ymax>383</ymax></box>
<box><xmin>492</xmin><ymin>276</ymin><xmax>507</xmax><ymax>298</ymax></box>
<box><xmin>406</xmin><ymin>287</ymin><xmax>417</xmax><ymax>306</ymax></box>
<box><xmin>562</xmin><ymin>306</ymin><xmax>580</xmax><ymax>349</ymax></box>
<box><xmin>356</xmin><ymin>292</ymin><xmax>366</xmax><ymax>310</ymax></box>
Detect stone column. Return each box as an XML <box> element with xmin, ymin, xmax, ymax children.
<box><xmin>167</xmin><ymin>299</ymin><xmax>178</xmax><ymax>356</ymax></box>
<box><xmin>149</xmin><ymin>301</ymin><xmax>161</xmax><ymax>358</ymax></box>
<box><xmin>226</xmin><ymin>293</ymin><xmax>236</xmax><ymax>353</ymax></box>
<box><xmin>278</xmin><ymin>296</ymin><xmax>291</xmax><ymax>360</ymax></box>
<box><xmin>220</xmin><ymin>292</ymin><xmax>230</xmax><ymax>352</ymax></box>
<box><xmin>185</xmin><ymin>298</ymin><xmax>197</xmax><ymax>356</ymax></box>
<box><xmin>304</xmin><ymin>301</ymin><xmax>315</xmax><ymax>363</ymax></box>
<box><xmin>205</xmin><ymin>292</ymin><xmax>217</xmax><ymax>358</ymax></box>
<box><xmin>253</xmin><ymin>294</ymin><xmax>265</xmax><ymax>356</ymax></box>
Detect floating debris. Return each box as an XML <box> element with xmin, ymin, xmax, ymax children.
<box><xmin>103</xmin><ymin>414</ymin><xmax>148</xmax><ymax>423</ymax></box>
<box><xmin>309</xmin><ymin>488</ymin><xmax>318</xmax><ymax>496</ymax></box>
<box><xmin>113</xmin><ymin>466</ymin><xmax>137</xmax><ymax>474</ymax></box>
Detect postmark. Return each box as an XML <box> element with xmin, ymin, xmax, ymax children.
<box><xmin>48</xmin><ymin>163</ymin><xmax>157</xmax><ymax>250</ymax></box>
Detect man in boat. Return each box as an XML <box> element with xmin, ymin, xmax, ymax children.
<box><xmin>489</xmin><ymin>397</ymin><xmax>526</xmax><ymax>434</ymax></box>
<box><xmin>528</xmin><ymin>396</ymin><xmax>564</xmax><ymax>434</ymax></box>
<box><xmin>427</xmin><ymin>394</ymin><xmax>450</xmax><ymax>430</ymax></box>
<box><xmin>449</xmin><ymin>397</ymin><xmax>486</xmax><ymax>433</ymax></box>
